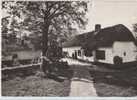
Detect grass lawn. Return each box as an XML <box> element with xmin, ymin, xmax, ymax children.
<box><xmin>90</xmin><ymin>66</ymin><xmax>137</xmax><ymax>96</ymax></box>
<box><xmin>94</xmin><ymin>83</ymin><xmax>137</xmax><ymax>96</ymax></box>
<box><xmin>2</xmin><ymin>75</ymin><xmax>71</xmax><ymax>96</ymax></box>
<box><xmin>2</xmin><ymin>63</ymin><xmax>137</xmax><ymax>97</ymax></box>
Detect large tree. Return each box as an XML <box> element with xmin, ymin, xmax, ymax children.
<box><xmin>2</xmin><ymin>1</ymin><xmax>88</xmax><ymax>73</ymax></box>
<box><xmin>24</xmin><ymin>1</ymin><xmax>88</xmax><ymax>55</ymax></box>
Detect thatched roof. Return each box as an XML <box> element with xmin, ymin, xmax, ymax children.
<box><xmin>62</xmin><ymin>24</ymin><xmax>136</xmax><ymax>49</ymax></box>
<box><xmin>62</xmin><ymin>31</ymin><xmax>93</xmax><ymax>47</ymax></box>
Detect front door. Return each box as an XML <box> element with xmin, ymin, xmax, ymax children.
<box><xmin>74</xmin><ymin>51</ymin><xmax>77</xmax><ymax>59</ymax></box>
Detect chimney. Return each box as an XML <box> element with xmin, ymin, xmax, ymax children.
<box><xmin>95</xmin><ymin>24</ymin><xmax>101</xmax><ymax>32</ymax></box>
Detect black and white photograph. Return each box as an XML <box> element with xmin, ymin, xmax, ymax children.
<box><xmin>1</xmin><ymin>0</ymin><xmax>137</xmax><ymax>97</ymax></box>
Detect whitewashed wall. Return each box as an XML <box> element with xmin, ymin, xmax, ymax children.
<box><xmin>96</xmin><ymin>47</ymin><xmax>114</xmax><ymax>64</ymax></box>
<box><xmin>113</xmin><ymin>41</ymin><xmax>137</xmax><ymax>63</ymax></box>
<box><xmin>77</xmin><ymin>49</ymin><xmax>84</xmax><ymax>59</ymax></box>
<box><xmin>96</xmin><ymin>41</ymin><xmax>137</xmax><ymax>64</ymax></box>
<box><xmin>62</xmin><ymin>41</ymin><xmax>137</xmax><ymax>64</ymax></box>
<box><xmin>83</xmin><ymin>56</ymin><xmax>94</xmax><ymax>62</ymax></box>
<box><xmin>63</xmin><ymin>47</ymin><xmax>94</xmax><ymax>61</ymax></box>
<box><xmin>62</xmin><ymin>46</ymin><xmax>81</xmax><ymax>57</ymax></box>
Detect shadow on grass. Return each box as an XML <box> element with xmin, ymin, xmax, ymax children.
<box><xmin>89</xmin><ymin>67</ymin><xmax>137</xmax><ymax>96</ymax></box>
<box><xmin>47</xmin><ymin>74</ymin><xmax>65</xmax><ymax>82</ymax></box>
<box><xmin>90</xmin><ymin>68</ymin><xmax>137</xmax><ymax>87</ymax></box>
<box><xmin>47</xmin><ymin>69</ymin><xmax>74</xmax><ymax>82</ymax></box>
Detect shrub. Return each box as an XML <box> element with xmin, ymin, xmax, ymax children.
<box><xmin>113</xmin><ymin>56</ymin><xmax>123</xmax><ymax>65</ymax></box>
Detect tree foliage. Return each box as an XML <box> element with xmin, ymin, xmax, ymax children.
<box><xmin>23</xmin><ymin>1</ymin><xmax>88</xmax><ymax>53</ymax></box>
<box><xmin>2</xmin><ymin>1</ymin><xmax>88</xmax><ymax>73</ymax></box>
<box><xmin>133</xmin><ymin>23</ymin><xmax>137</xmax><ymax>32</ymax></box>
<box><xmin>2</xmin><ymin>1</ymin><xmax>88</xmax><ymax>53</ymax></box>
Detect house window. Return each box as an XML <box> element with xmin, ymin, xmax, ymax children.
<box><xmin>123</xmin><ymin>52</ymin><xmax>126</xmax><ymax>56</ymax></box>
<box><xmin>96</xmin><ymin>50</ymin><xmax>105</xmax><ymax>60</ymax></box>
<box><xmin>78</xmin><ymin>50</ymin><xmax>81</xmax><ymax>56</ymax></box>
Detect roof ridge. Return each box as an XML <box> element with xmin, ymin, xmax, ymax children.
<box><xmin>62</xmin><ymin>24</ymin><xmax>136</xmax><ymax>48</ymax></box>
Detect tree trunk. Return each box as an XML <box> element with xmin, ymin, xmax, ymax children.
<box><xmin>41</xmin><ymin>18</ymin><xmax>50</xmax><ymax>74</ymax></box>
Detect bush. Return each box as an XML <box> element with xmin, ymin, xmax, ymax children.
<box><xmin>113</xmin><ymin>56</ymin><xmax>123</xmax><ymax>65</ymax></box>
<box><xmin>35</xmin><ymin>71</ymin><xmax>45</xmax><ymax>78</ymax></box>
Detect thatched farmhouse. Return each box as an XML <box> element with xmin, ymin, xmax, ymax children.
<box><xmin>62</xmin><ymin>24</ymin><xmax>137</xmax><ymax>64</ymax></box>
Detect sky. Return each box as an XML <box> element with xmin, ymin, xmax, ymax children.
<box><xmin>2</xmin><ymin>0</ymin><xmax>137</xmax><ymax>37</ymax></box>
<box><xmin>84</xmin><ymin>0</ymin><xmax>137</xmax><ymax>36</ymax></box>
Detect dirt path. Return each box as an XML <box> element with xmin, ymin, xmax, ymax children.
<box><xmin>69</xmin><ymin>78</ymin><xmax>97</xmax><ymax>96</ymax></box>
<box><xmin>69</xmin><ymin>66</ymin><xmax>97</xmax><ymax>96</ymax></box>
<box><xmin>61</xmin><ymin>58</ymin><xmax>97</xmax><ymax>96</ymax></box>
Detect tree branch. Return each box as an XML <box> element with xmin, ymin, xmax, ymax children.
<box><xmin>43</xmin><ymin>2</ymin><xmax>59</xmax><ymax>18</ymax></box>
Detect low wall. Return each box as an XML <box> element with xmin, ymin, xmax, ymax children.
<box><xmin>2</xmin><ymin>63</ymin><xmax>41</xmax><ymax>80</ymax></box>
<box><xmin>2</xmin><ymin>59</ymin><xmax>33</xmax><ymax>68</ymax></box>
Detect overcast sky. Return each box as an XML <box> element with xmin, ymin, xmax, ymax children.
<box><xmin>84</xmin><ymin>0</ymin><xmax>137</xmax><ymax>36</ymax></box>
<box><xmin>2</xmin><ymin>0</ymin><xmax>137</xmax><ymax>36</ymax></box>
